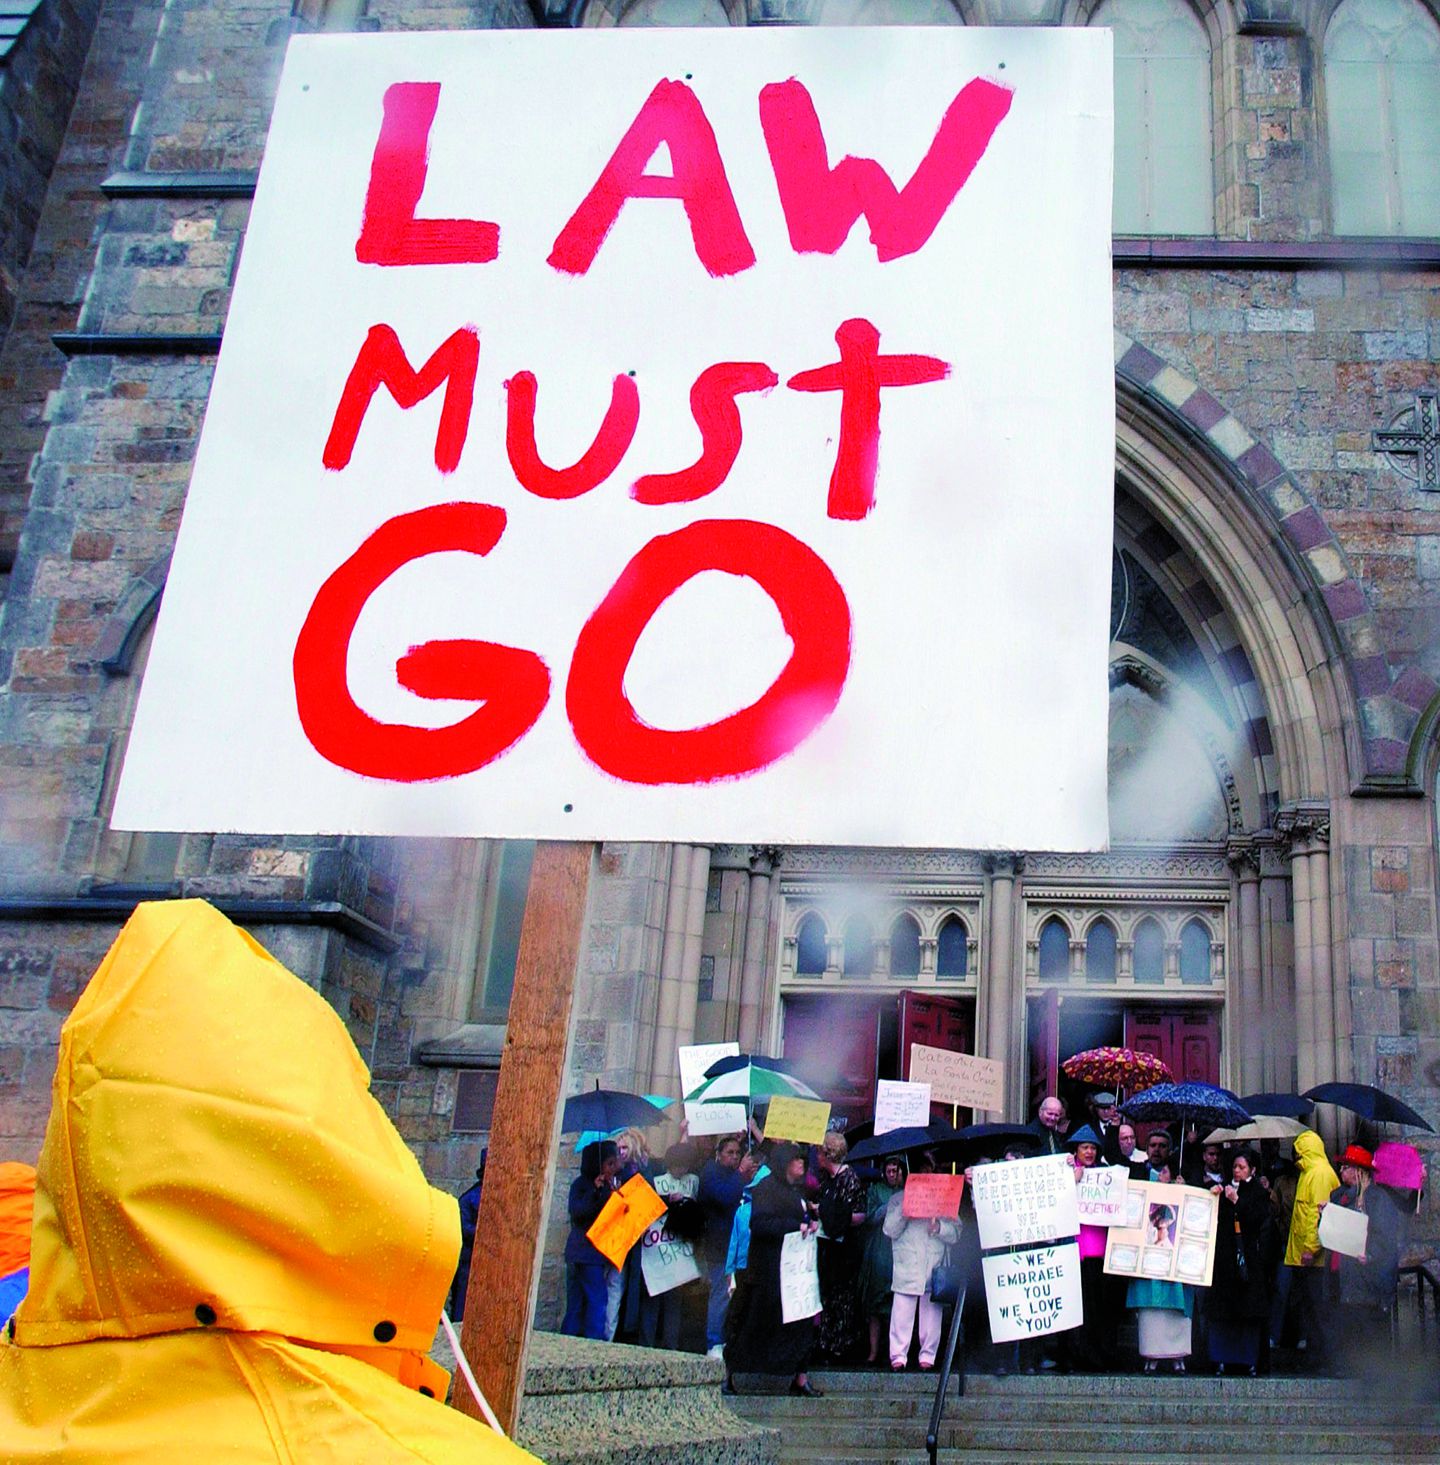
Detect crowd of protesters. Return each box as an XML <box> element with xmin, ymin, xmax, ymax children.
<box><xmin>537</xmin><ymin>1088</ymin><xmax>1419</xmax><ymax>1394</ymax></box>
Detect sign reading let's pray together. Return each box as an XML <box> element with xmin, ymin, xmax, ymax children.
<box><xmin>114</xmin><ymin>28</ymin><xmax>1114</xmax><ymax>847</ymax></box>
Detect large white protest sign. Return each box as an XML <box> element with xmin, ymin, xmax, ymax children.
<box><xmin>982</xmin><ymin>1242</ymin><xmax>1083</xmax><ymax>1343</ymax></box>
<box><xmin>679</xmin><ymin>1041</ymin><xmax>745</xmax><ymax>1137</ymax></box>
<box><xmin>1076</xmin><ymin>1165</ymin><xmax>1130</xmax><ymax>1226</ymax></box>
<box><xmin>640</xmin><ymin>1213</ymin><xmax>703</xmax><ymax>1297</ymax></box>
<box><xmin>114</xmin><ymin>27</ymin><xmax>1114</xmax><ymax>849</ymax></box>
<box><xmin>874</xmin><ymin>1079</ymin><xmax>932</xmax><ymax>1136</ymax></box>
<box><xmin>908</xmin><ymin>1044</ymin><xmax>1005</xmax><ymax>1111</ymax></box>
<box><xmin>1319</xmin><ymin>1201</ymin><xmax>1369</xmax><ymax>1259</ymax></box>
<box><xmin>780</xmin><ymin>1230</ymin><xmax>822</xmax><ymax>1324</ymax></box>
<box><xmin>971</xmin><ymin>1153</ymin><xmax>1079</xmax><ymax>1251</ymax></box>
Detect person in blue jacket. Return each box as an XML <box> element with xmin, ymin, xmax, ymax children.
<box><xmin>561</xmin><ymin>1140</ymin><xmax>620</xmax><ymax>1340</ymax></box>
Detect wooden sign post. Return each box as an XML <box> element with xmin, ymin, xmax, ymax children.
<box><xmin>456</xmin><ymin>840</ymin><xmax>594</xmax><ymax>1434</ymax></box>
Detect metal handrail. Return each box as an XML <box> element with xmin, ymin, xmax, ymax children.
<box><xmin>924</xmin><ymin>1288</ymin><xmax>966</xmax><ymax>1465</ymax></box>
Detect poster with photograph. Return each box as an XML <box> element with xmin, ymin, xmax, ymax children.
<box><xmin>1102</xmin><ymin>1181</ymin><xmax>1218</xmax><ymax>1287</ymax></box>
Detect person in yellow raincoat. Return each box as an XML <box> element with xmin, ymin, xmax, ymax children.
<box><xmin>1280</xmin><ymin>1129</ymin><xmax>1340</xmax><ymax>1366</ymax></box>
<box><xmin>0</xmin><ymin>898</ymin><xmax>540</xmax><ymax>1462</ymax></box>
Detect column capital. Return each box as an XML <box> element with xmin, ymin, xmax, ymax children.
<box><xmin>1226</xmin><ymin>836</ymin><xmax>1262</xmax><ymax>878</ymax></box>
<box><xmin>982</xmin><ymin>851</ymin><xmax>1027</xmax><ymax>878</ymax></box>
<box><xmin>748</xmin><ymin>844</ymin><xmax>782</xmax><ymax>875</ymax></box>
<box><xmin>1276</xmin><ymin>802</ymin><xmax>1330</xmax><ymax>853</ymax></box>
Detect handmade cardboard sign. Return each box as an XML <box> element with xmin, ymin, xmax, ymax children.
<box><xmin>763</xmin><ymin>1095</ymin><xmax>831</xmax><ymax>1144</ymax></box>
<box><xmin>639</xmin><ymin>1211</ymin><xmax>703</xmax><ymax>1296</ymax></box>
<box><xmin>874</xmin><ymin>1079</ymin><xmax>932</xmax><ymax>1136</ymax></box>
<box><xmin>902</xmin><ymin>1171</ymin><xmax>965</xmax><ymax>1220</ymax></box>
<box><xmin>1076</xmin><ymin>1164</ymin><xmax>1130</xmax><ymax>1226</ymax></box>
<box><xmin>982</xmin><ymin>1242</ymin><xmax>1083</xmax><ymax>1343</ymax></box>
<box><xmin>908</xmin><ymin>1045</ymin><xmax>1005</xmax><ymax>1111</ymax></box>
<box><xmin>780</xmin><ymin>1229</ymin><xmax>822</xmax><ymax>1323</ymax></box>
<box><xmin>113</xmin><ymin>27</ymin><xmax>1115</xmax><ymax>850</ymax></box>
<box><xmin>1103</xmin><ymin>1181</ymin><xmax>1217</xmax><ymax>1287</ymax></box>
<box><xmin>1318</xmin><ymin>1201</ymin><xmax>1369</xmax><ymax>1259</ymax></box>
<box><xmin>679</xmin><ymin>1041</ymin><xmax>745</xmax><ymax>1137</ymax></box>
<box><xmin>972</xmin><ymin>1153</ymin><xmax>1079</xmax><ymax>1250</ymax></box>
<box><xmin>586</xmin><ymin>1173</ymin><xmax>666</xmax><ymax>1269</ymax></box>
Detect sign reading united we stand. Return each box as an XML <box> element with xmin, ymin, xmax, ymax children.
<box><xmin>115</xmin><ymin>28</ymin><xmax>1115</xmax><ymax>848</ymax></box>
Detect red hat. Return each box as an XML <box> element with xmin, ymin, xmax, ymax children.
<box><xmin>1338</xmin><ymin>1143</ymin><xmax>1374</xmax><ymax>1170</ymax></box>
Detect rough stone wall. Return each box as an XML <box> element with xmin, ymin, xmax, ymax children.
<box><xmin>0</xmin><ymin>0</ymin><xmax>102</xmax><ymax>347</ymax></box>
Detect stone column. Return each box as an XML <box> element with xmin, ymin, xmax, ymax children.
<box><xmin>1279</xmin><ymin>805</ymin><xmax>1331</xmax><ymax>1104</ymax></box>
<box><xmin>1228</xmin><ymin>838</ymin><xmax>1264</xmax><ymax>1096</ymax></box>
<box><xmin>737</xmin><ymin>848</ymin><xmax>777</xmax><ymax>1051</ymax></box>
<box><xmin>650</xmin><ymin>844</ymin><xmax>710</xmax><ymax>1096</ymax></box>
<box><xmin>981</xmin><ymin>853</ymin><xmax>1024</xmax><ymax>1120</ymax></box>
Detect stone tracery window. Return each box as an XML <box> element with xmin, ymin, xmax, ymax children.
<box><xmin>1085</xmin><ymin>918</ymin><xmax>1118</xmax><ymax>983</ymax></box>
<box><xmin>890</xmin><ymin>913</ymin><xmax>923</xmax><ymax>976</ymax></box>
<box><xmin>1179</xmin><ymin>915</ymin><xmax>1212</xmax><ymax>984</ymax></box>
<box><xmin>937</xmin><ymin>915</ymin><xmax>969</xmax><ymax>977</ymax></box>
<box><xmin>1038</xmin><ymin>915</ymin><xmax>1071</xmax><ymax>981</ymax></box>
<box><xmin>1090</xmin><ymin>0</ymin><xmax>1214</xmax><ymax>234</ymax></box>
<box><xmin>797</xmin><ymin>912</ymin><xmax>828</xmax><ymax>973</ymax></box>
<box><xmin>1133</xmin><ymin>915</ymin><xmax>1165</xmax><ymax>984</ymax></box>
<box><xmin>1325</xmin><ymin>0</ymin><xmax>1440</xmax><ymax>236</ymax></box>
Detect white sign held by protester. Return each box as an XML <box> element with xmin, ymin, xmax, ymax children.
<box><xmin>114</xmin><ymin>27</ymin><xmax>1115</xmax><ymax>852</ymax></box>
<box><xmin>780</xmin><ymin>1230</ymin><xmax>822</xmax><ymax>1324</ymax></box>
<box><xmin>1318</xmin><ymin>1201</ymin><xmax>1369</xmax><ymax>1260</ymax></box>
<box><xmin>1076</xmin><ymin>1165</ymin><xmax>1130</xmax><ymax>1226</ymax></box>
<box><xmin>971</xmin><ymin>1153</ymin><xmax>1080</xmax><ymax>1250</ymax></box>
<box><xmin>874</xmin><ymin>1079</ymin><xmax>932</xmax><ymax>1135</ymax></box>
<box><xmin>679</xmin><ymin>1041</ymin><xmax>746</xmax><ymax>1138</ymax></box>
<box><xmin>639</xmin><ymin>1213</ymin><xmax>703</xmax><ymax>1297</ymax></box>
<box><xmin>982</xmin><ymin>1242</ymin><xmax>1083</xmax><ymax>1342</ymax></box>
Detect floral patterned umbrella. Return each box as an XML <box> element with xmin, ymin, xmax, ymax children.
<box><xmin>1061</xmin><ymin>1046</ymin><xmax>1173</xmax><ymax>1094</ymax></box>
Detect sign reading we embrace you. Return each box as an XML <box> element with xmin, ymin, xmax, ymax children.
<box><xmin>115</xmin><ymin>28</ymin><xmax>1115</xmax><ymax>846</ymax></box>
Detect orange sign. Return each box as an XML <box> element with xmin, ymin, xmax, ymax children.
<box><xmin>902</xmin><ymin>1172</ymin><xmax>965</xmax><ymax>1220</ymax></box>
<box><xmin>586</xmin><ymin>1174</ymin><xmax>666</xmax><ymax>1269</ymax></box>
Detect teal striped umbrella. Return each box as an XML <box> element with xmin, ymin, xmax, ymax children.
<box><xmin>685</xmin><ymin>1061</ymin><xmax>821</xmax><ymax>1106</ymax></box>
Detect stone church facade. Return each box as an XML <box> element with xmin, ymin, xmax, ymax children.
<box><xmin>1</xmin><ymin>0</ymin><xmax>1438</xmax><ymax>1300</ymax></box>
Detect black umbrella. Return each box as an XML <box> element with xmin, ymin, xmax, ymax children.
<box><xmin>1302</xmin><ymin>1082</ymin><xmax>1434</xmax><ymax>1132</ymax></box>
<box><xmin>848</xmin><ymin>1120</ymin><xmax>962</xmax><ymax>1163</ymax></box>
<box><xmin>561</xmin><ymin>1084</ymin><xmax>669</xmax><ymax>1134</ymax></box>
<box><xmin>1239</xmin><ymin>1092</ymin><xmax>1313</xmax><ymax>1120</ymax></box>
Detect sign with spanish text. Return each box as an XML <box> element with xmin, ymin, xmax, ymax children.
<box><xmin>114</xmin><ymin>27</ymin><xmax>1115</xmax><ymax>848</ymax></box>
<box><xmin>982</xmin><ymin>1242</ymin><xmax>1083</xmax><ymax>1343</ymax></box>
<box><xmin>908</xmin><ymin>1044</ymin><xmax>1005</xmax><ymax>1111</ymax></box>
<box><xmin>1075</xmin><ymin>1164</ymin><xmax>1130</xmax><ymax>1226</ymax></box>
<box><xmin>763</xmin><ymin>1095</ymin><xmax>831</xmax><ymax>1144</ymax></box>
<box><xmin>780</xmin><ymin>1229</ymin><xmax>822</xmax><ymax>1324</ymax></box>
<box><xmin>971</xmin><ymin>1153</ymin><xmax>1079</xmax><ymax>1251</ymax></box>
<box><xmin>874</xmin><ymin>1079</ymin><xmax>932</xmax><ymax>1136</ymax></box>
<box><xmin>1103</xmin><ymin>1181</ymin><xmax>1217</xmax><ymax>1287</ymax></box>
<box><xmin>902</xmin><ymin>1171</ymin><xmax>965</xmax><ymax>1220</ymax></box>
<box><xmin>586</xmin><ymin>1173</ymin><xmax>666</xmax><ymax>1270</ymax></box>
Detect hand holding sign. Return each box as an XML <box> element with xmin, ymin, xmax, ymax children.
<box><xmin>764</xmin><ymin>1096</ymin><xmax>831</xmax><ymax>1144</ymax></box>
<box><xmin>586</xmin><ymin>1174</ymin><xmax>666</xmax><ymax>1270</ymax></box>
<box><xmin>902</xmin><ymin>1172</ymin><xmax>965</xmax><ymax>1220</ymax></box>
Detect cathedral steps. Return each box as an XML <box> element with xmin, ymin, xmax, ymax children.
<box><xmin>724</xmin><ymin>1370</ymin><xmax>1440</xmax><ymax>1462</ymax></box>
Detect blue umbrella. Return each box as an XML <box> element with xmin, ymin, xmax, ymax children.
<box><xmin>1240</xmin><ymin>1091</ymin><xmax>1313</xmax><ymax>1120</ymax></box>
<box><xmin>573</xmin><ymin>1094</ymin><xmax>674</xmax><ymax>1152</ymax></box>
<box><xmin>1120</xmin><ymin>1083</ymin><xmax>1251</xmax><ymax>1170</ymax></box>
<box><xmin>1302</xmin><ymin>1082</ymin><xmax>1434</xmax><ymax>1132</ymax></box>
<box><xmin>561</xmin><ymin>1084</ymin><xmax>670</xmax><ymax>1135</ymax></box>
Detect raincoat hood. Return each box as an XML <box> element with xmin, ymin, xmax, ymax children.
<box><xmin>15</xmin><ymin>899</ymin><xmax>452</xmax><ymax>1361</ymax></box>
<box><xmin>1</xmin><ymin>900</ymin><xmax>538</xmax><ymax>1462</ymax></box>
<box><xmin>1293</xmin><ymin>1130</ymin><xmax>1329</xmax><ymax>1171</ymax></box>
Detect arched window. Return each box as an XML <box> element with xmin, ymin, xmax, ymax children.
<box><xmin>1180</xmin><ymin>918</ymin><xmax>1212</xmax><ymax>984</ymax></box>
<box><xmin>937</xmin><ymin>916</ymin><xmax>968</xmax><ymax>978</ymax></box>
<box><xmin>1133</xmin><ymin>917</ymin><xmax>1165</xmax><ymax>984</ymax></box>
<box><xmin>843</xmin><ymin>915</ymin><xmax>874</xmax><ymax>976</ymax></box>
<box><xmin>797</xmin><ymin>913</ymin><xmax>828</xmax><ymax>974</ymax></box>
<box><xmin>890</xmin><ymin>914</ymin><xmax>923</xmax><ymax>976</ymax></box>
<box><xmin>1038</xmin><ymin>917</ymin><xmax>1070</xmax><ymax>981</ymax></box>
<box><xmin>1085</xmin><ymin>919</ymin><xmax>1118</xmax><ymax>983</ymax></box>
<box><xmin>1091</xmin><ymin>0</ymin><xmax>1214</xmax><ymax>234</ymax></box>
<box><xmin>616</xmin><ymin>0</ymin><xmax>734</xmax><ymax>23</ymax></box>
<box><xmin>1325</xmin><ymin>0</ymin><xmax>1440</xmax><ymax>235</ymax></box>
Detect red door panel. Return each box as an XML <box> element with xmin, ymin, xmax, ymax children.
<box><xmin>898</xmin><ymin>990</ymin><xmax>975</xmax><ymax>1124</ymax></box>
<box><xmin>782</xmin><ymin>993</ymin><xmax>882</xmax><ymax>1123</ymax></box>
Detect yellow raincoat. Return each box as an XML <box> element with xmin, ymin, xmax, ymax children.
<box><xmin>1283</xmin><ymin>1129</ymin><xmax>1341</xmax><ymax>1267</ymax></box>
<box><xmin>0</xmin><ymin>899</ymin><xmax>539</xmax><ymax>1462</ymax></box>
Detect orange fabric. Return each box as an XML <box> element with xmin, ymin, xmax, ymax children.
<box><xmin>0</xmin><ymin>1162</ymin><xmax>35</xmax><ymax>1277</ymax></box>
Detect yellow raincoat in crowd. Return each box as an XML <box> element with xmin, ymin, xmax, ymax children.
<box><xmin>0</xmin><ymin>898</ymin><xmax>540</xmax><ymax>1462</ymax></box>
<box><xmin>1284</xmin><ymin>1129</ymin><xmax>1341</xmax><ymax>1267</ymax></box>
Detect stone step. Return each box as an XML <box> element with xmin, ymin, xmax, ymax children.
<box><xmin>777</xmin><ymin>1451</ymin><xmax>1386</xmax><ymax>1465</ymax></box>
<box><xmin>773</xmin><ymin>1367</ymin><xmax>1375</xmax><ymax>1397</ymax></box>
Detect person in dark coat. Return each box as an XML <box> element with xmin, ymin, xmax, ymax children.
<box><xmin>447</xmin><ymin>1149</ymin><xmax>486</xmax><ymax>1320</ymax></box>
<box><xmin>1207</xmin><ymin>1149</ymin><xmax>1275</xmax><ymax>1375</ymax></box>
<box><xmin>697</xmin><ymin>1134</ymin><xmax>755</xmax><ymax>1358</ymax></box>
<box><xmin>1331</xmin><ymin>1144</ymin><xmax>1402</xmax><ymax>1379</ymax></box>
<box><xmin>723</xmin><ymin>1142</ymin><xmax>823</xmax><ymax>1397</ymax></box>
<box><xmin>815</xmin><ymin>1132</ymin><xmax>867</xmax><ymax>1362</ymax></box>
<box><xmin>561</xmin><ymin>1140</ymin><xmax>619</xmax><ymax>1340</ymax></box>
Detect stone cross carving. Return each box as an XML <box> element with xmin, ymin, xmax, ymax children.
<box><xmin>1374</xmin><ymin>390</ymin><xmax>1440</xmax><ymax>492</ymax></box>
